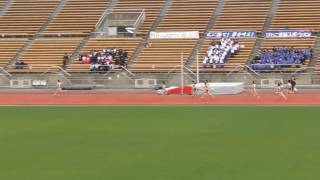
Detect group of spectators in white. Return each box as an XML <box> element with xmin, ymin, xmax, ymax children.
<box><xmin>78</xmin><ymin>48</ymin><xmax>128</xmax><ymax>72</ymax></box>
<box><xmin>203</xmin><ymin>38</ymin><xmax>241</xmax><ymax>68</ymax></box>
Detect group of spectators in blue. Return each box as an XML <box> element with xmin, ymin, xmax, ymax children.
<box><xmin>251</xmin><ymin>46</ymin><xmax>313</xmax><ymax>70</ymax></box>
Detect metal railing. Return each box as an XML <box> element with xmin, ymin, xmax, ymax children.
<box><xmin>244</xmin><ymin>65</ymin><xmax>261</xmax><ymax>76</ymax></box>
<box><xmin>5</xmin><ymin>65</ymin><xmax>62</xmax><ymax>76</ymax></box>
<box><xmin>95</xmin><ymin>13</ymin><xmax>108</xmax><ymax>31</ymax></box>
<box><xmin>121</xmin><ymin>66</ymin><xmax>135</xmax><ymax>77</ymax></box>
<box><xmin>133</xmin><ymin>9</ymin><xmax>146</xmax><ymax>32</ymax></box>
<box><xmin>165</xmin><ymin>65</ymin><xmax>183</xmax><ymax>75</ymax></box>
<box><xmin>247</xmin><ymin>64</ymin><xmax>306</xmax><ymax>74</ymax></box>
<box><xmin>57</xmin><ymin>66</ymin><xmax>71</xmax><ymax>77</ymax></box>
<box><xmin>36</xmin><ymin>32</ymin><xmax>87</xmax><ymax>38</ymax></box>
<box><xmin>0</xmin><ymin>67</ymin><xmax>12</xmax><ymax>78</ymax></box>
<box><xmin>183</xmin><ymin>65</ymin><xmax>197</xmax><ymax>78</ymax></box>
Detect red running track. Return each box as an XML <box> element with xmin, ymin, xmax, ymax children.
<box><xmin>0</xmin><ymin>90</ymin><xmax>320</xmax><ymax>105</ymax></box>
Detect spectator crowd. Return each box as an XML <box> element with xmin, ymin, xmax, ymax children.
<box><xmin>15</xmin><ymin>59</ymin><xmax>28</xmax><ymax>69</ymax></box>
<box><xmin>203</xmin><ymin>38</ymin><xmax>241</xmax><ymax>68</ymax></box>
<box><xmin>251</xmin><ymin>46</ymin><xmax>313</xmax><ymax>70</ymax></box>
<box><xmin>78</xmin><ymin>48</ymin><xmax>128</xmax><ymax>72</ymax></box>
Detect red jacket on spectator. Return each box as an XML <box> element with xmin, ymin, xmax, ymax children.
<box><xmin>81</xmin><ymin>56</ymin><xmax>91</xmax><ymax>64</ymax></box>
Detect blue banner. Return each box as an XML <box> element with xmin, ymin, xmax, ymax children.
<box><xmin>206</xmin><ymin>31</ymin><xmax>256</xmax><ymax>38</ymax></box>
<box><xmin>265</xmin><ymin>30</ymin><xmax>313</xmax><ymax>38</ymax></box>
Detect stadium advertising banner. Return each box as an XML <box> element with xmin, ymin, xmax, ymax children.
<box><xmin>149</xmin><ymin>31</ymin><xmax>199</xmax><ymax>39</ymax></box>
<box><xmin>265</xmin><ymin>30</ymin><xmax>313</xmax><ymax>38</ymax></box>
<box><xmin>206</xmin><ymin>31</ymin><xmax>257</xmax><ymax>38</ymax></box>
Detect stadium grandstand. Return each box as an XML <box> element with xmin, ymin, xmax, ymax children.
<box><xmin>0</xmin><ymin>0</ymin><xmax>319</xmax><ymax>89</ymax></box>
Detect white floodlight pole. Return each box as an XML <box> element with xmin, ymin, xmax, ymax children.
<box><xmin>196</xmin><ymin>49</ymin><xmax>199</xmax><ymax>83</ymax></box>
<box><xmin>181</xmin><ymin>50</ymin><xmax>184</xmax><ymax>95</ymax></box>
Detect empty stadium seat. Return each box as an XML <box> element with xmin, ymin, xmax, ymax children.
<box><xmin>0</xmin><ymin>39</ymin><xmax>27</xmax><ymax>68</ymax></box>
<box><xmin>8</xmin><ymin>38</ymin><xmax>82</xmax><ymax>73</ymax></box>
<box><xmin>156</xmin><ymin>0</ymin><xmax>216</xmax><ymax>32</ymax></box>
<box><xmin>0</xmin><ymin>1</ymin><xmax>7</xmax><ymax>9</ymax></box>
<box><xmin>0</xmin><ymin>0</ymin><xmax>60</xmax><ymax>35</ymax></box>
<box><xmin>129</xmin><ymin>38</ymin><xmax>197</xmax><ymax>72</ymax></box>
<box><xmin>213</xmin><ymin>0</ymin><xmax>272</xmax><ymax>32</ymax></box>
<box><xmin>271</xmin><ymin>0</ymin><xmax>320</xmax><ymax>31</ymax></box>
<box><xmin>44</xmin><ymin>0</ymin><xmax>110</xmax><ymax>35</ymax></box>
<box><xmin>315</xmin><ymin>57</ymin><xmax>320</xmax><ymax>74</ymax></box>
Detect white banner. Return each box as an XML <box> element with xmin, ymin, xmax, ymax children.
<box><xmin>207</xmin><ymin>31</ymin><xmax>256</xmax><ymax>38</ymax></box>
<box><xmin>149</xmin><ymin>31</ymin><xmax>199</xmax><ymax>39</ymax></box>
<box><xmin>265</xmin><ymin>30</ymin><xmax>313</xmax><ymax>38</ymax></box>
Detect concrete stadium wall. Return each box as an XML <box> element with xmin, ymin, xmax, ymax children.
<box><xmin>0</xmin><ymin>72</ymin><xmax>318</xmax><ymax>89</ymax></box>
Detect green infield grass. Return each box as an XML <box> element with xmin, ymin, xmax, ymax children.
<box><xmin>0</xmin><ymin>106</ymin><xmax>320</xmax><ymax>180</ymax></box>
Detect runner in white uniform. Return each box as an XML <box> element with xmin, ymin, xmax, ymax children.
<box><xmin>191</xmin><ymin>81</ymin><xmax>198</xmax><ymax>97</ymax></box>
<box><xmin>157</xmin><ymin>81</ymin><xmax>167</xmax><ymax>95</ymax></box>
<box><xmin>54</xmin><ymin>80</ymin><xmax>62</xmax><ymax>95</ymax></box>
<box><xmin>201</xmin><ymin>80</ymin><xmax>214</xmax><ymax>98</ymax></box>
<box><xmin>275</xmin><ymin>82</ymin><xmax>287</xmax><ymax>100</ymax></box>
<box><xmin>251</xmin><ymin>81</ymin><xmax>260</xmax><ymax>99</ymax></box>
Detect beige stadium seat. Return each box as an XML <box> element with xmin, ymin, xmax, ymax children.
<box><xmin>129</xmin><ymin>38</ymin><xmax>197</xmax><ymax>72</ymax></box>
<box><xmin>156</xmin><ymin>0</ymin><xmax>217</xmax><ymax>32</ymax></box>
<box><xmin>44</xmin><ymin>0</ymin><xmax>110</xmax><ymax>35</ymax></box>
<box><xmin>0</xmin><ymin>0</ymin><xmax>6</xmax><ymax>8</ymax></box>
<box><xmin>67</xmin><ymin>38</ymin><xmax>141</xmax><ymax>73</ymax></box>
<box><xmin>0</xmin><ymin>0</ymin><xmax>60</xmax><ymax>35</ymax></box>
<box><xmin>315</xmin><ymin>57</ymin><xmax>320</xmax><ymax>74</ymax></box>
<box><xmin>270</xmin><ymin>0</ymin><xmax>320</xmax><ymax>31</ymax></box>
<box><xmin>0</xmin><ymin>39</ymin><xmax>27</xmax><ymax>68</ymax></box>
<box><xmin>8</xmin><ymin>38</ymin><xmax>82</xmax><ymax>73</ymax></box>
<box><xmin>189</xmin><ymin>38</ymin><xmax>256</xmax><ymax>72</ymax></box>
<box><xmin>213</xmin><ymin>0</ymin><xmax>272</xmax><ymax>32</ymax></box>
